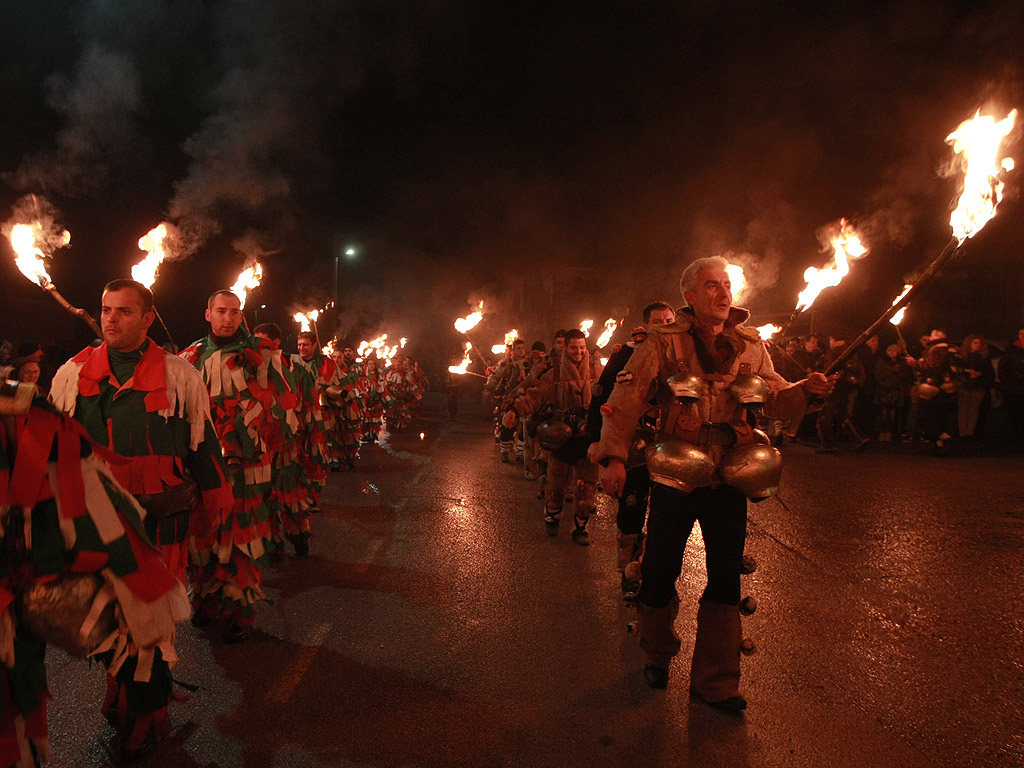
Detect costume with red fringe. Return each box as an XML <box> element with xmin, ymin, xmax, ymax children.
<box><xmin>257</xmin><ymin>342</ymin><xmax>310</xmax><ymax>551</ymax></box>
<box><xmin>289</xmin><ymin>353</ymin><xmax>332</xmax><ymax>495</ymax></box>
<box><xmin>0</xmin><ymin>388</ymin><xmax>190</xmax><ymax>764</ymax></box>
<box><xmin>328</xmin><ymin>360</ymin><xmax>363</xmax><ymax>467</ymax></box>
<box><xmin>179</xmin><ymin>330</ymin><xmax>296</xmax><ymax>628</ymax></box>
<box><xmin>357</xmin><ymin>359</ymin><xmax>385</xmax><ymax>441</ymax></box>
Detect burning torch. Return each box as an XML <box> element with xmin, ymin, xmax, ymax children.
<box><xmin>823</xmin><ymin>108</ymin><xmax>1017</xmax><ymax>376</ymax></box>
<box><xmin>773</xmin><ymin>218</ymin><xmax>869</xmax><ymax>344</ymax></box>
<box><xmin>230</xmin><ymin>262</ymin><xmax>263</xmax><ymax>331</ymax></box>
<box><xmin>454</xmin><ymin>302</ymin><xmax>490</xmax><ymax>368</ymax></box>
<box><xmin>132</xmin><ymin>223</ymin><xmax>177</xmax><ymax>349</ymax></box>
<box><xmin>4</xmin><ymin>221</ymin><xmax>102</xmax><ymax>338</ymax></box>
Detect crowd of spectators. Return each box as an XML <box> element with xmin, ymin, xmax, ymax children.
<box><xmin>768</xmin><ymin>325</ymin><xmax>1024</xmax><ymax>455</ymax></box>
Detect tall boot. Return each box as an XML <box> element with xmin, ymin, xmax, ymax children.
<box><xmin>637</xmin><ymin>597</ymin><xmax>681</xmax><ymax>688</ymax></box>
<box><xmin>689</xmin><ymin>599</ymin><xmax>744</xmax><ymax>709</ymax></box>
<box><xmin>616</xmin><ymin>532</ymin><xmax>638</xmax><ymax>572</ymax></box>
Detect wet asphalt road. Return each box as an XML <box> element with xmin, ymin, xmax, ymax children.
<box><xmin>43</xmin><ymin>393</ymin><xmax>1023</xmax><ymax>767</ymax></box>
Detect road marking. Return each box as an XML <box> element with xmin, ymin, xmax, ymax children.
<box><xmin>264</xmin><ymin>621</ymin><xmax>332</xmax><ymax>703</ymax></box>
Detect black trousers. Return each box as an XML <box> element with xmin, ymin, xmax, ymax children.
<box><xmin>638</xmin><ymin>483</ymin><xmax>747</xmax><ymax>608</ymax></box>
<box><xmin>616</xmin><ymin>465</ymin><xmax>651</xmax><ymax>535</ymax></box>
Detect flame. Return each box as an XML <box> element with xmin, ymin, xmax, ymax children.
<box><xmin>491</xmin><ymin>329</ymin><xmax>519</xmax><ymax>355</ymax></box>
<box><xmin>132</xmin><ymin>223</ymin><xmax>169</xmax><ymax>289</ymax></box>
<box><xmin>448</xmin><ymin>342</ymin><xmax>473</xmax><ymax>374</ymax></box>
<box><xmin>755</xmin><ymin>323</ymin><xmax>782</xmax><ymax>339</ymax></box>
<box><xmin>795</xmin><ymin>219</ymin><xmax>867</xmax><ymax>311</ymax></box>
<box><xmin>230</xmin><ymin>262</ymin><xmax>263</xmax><ymax>309</ymax></box>
<box><xmin>400</xmin><ymin>337</ymin><xmax>408</xmax><ymax>348</ymax></box>
<box><xmin>358</xmin><ymin>334</ymin><xmax>389</xmax><ymax>358</ymax></box>
<box><xmin>889</xmin><ymin>284</ymin><xmax>913</xmax><ymax>326</ymax></box>
<box><xmin>946</xmin><ymin>109</ymin><xmax>1017</xmax><ymax>243</ymax></box>
<box><xmin>595</xmin><ymin>318</ymin><xmax>618</xmax><ymax>348</ymax></box>
<box><xmin>455</xmin><ymin>301</ymin><xmax>484</xmax><ymax>334</ymax></box>
<box><xmin>580</xmin><ymin>319</ymin><xmax>594</xmax><ymax>338</ymax></box>
<box><xmin>599</xmin><ymin>357</ymin><xmax>608</xmax><ymax>367</ymax></box>
<box><xmin>726</xmin><ymin>264</ymin><xmax>747</xmax><ymax>303</ymax></box>
<box><xmin>292</xmin><ymin>308</ymin><xmax>320</xmax><ymax>332</ymax></box>
<box><xmin>322</xmin><ymin>339</ymin><xmax>335</xmax><ymax>356</ymax></box>
<box><xmin>9</xmin><ymin>223</ymin><xmax>56</xmax><ymax>287</ymax></box>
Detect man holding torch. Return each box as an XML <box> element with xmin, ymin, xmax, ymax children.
<box><xmin>597</xmin><ymin>256</ymin><xmax>834</xmax><ymax>712</ymax></box>
<box><xmin>49</xmin><ymin>278</ymin><xmax>234</xmax><ymax>755</ymax></box>
<box><xmin>180</xmin><ymin>289</ymin><xmax>297</xmax><ymax>641</ymax></box>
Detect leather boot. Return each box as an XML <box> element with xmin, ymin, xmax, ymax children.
<box><xmin>637</xmin><ymin>597</ymin><xmax>681</xmax><ymax>671</ymax></box>
<box><xmin>616</xmin><ymin>532</ymin><xmax>638</xmax><ymax>572</ymax></box>
<box><xmin>690</xmin><ymin>599</ymin><xmax>742</xmax><ymax>703</ymax></box>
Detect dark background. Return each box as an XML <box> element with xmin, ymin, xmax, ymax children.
<box><xmin>1</xmin><ymin>0</ymin><xmax>1022</xmax><ymax>373</ymax></box>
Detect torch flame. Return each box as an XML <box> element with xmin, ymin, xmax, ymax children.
<box><xmin>448</xmin><ymin>342</ymin><xmax>473</xmax><ymax>374</ymax></box>
<box><xmin>580</xmin><ymin>319</ymin><xmax>594</xmax><ymax>338</ymax></box>
<box><xmin>322</xmin><ymin>339</ymin><xmax>335</xmax><ymax>357</ymax></box>
<box><xmin>755</xmin><ymin>323</ymin><xmax>782</xmax><ymax>339</ymax></box>
<box><xmin>491</xmin><ymin>329</ymin><xmax>519</xmax><ymax>355</ymax></box>
<box><xmin>292</xmin><ymin>308</ymin><xmax>320</xmax><ymax>332</ymax></box>
<box><xmin>889</xmin><ymin>284</ymin><xmax>913</xmax><ymax>326</ymax></box>
<box><xmin>595</xmin><ymin>318</ymin><xmax>618</xmax><ymax>349</ymax></box>
<box><xmin>9</xmin><ymin>223</ymin><xmax>54</xmax><ymax>287</ymax></box>
<box><xmin>230</xmin><ymin>262</ymin><xmax>263</xmax><ymax>309</ymax></box>
<box><xmin>726</xmin><ymin>264</ymin><xmax>747</xmax><ymax>303</ymax></box>
<box><xmin>455</xmin><ymin>302</ymin><xmax>484</xmax><ymax>334</ymax></box>
<box><xmin>946</xmin><ymin>109</ymin><xmax>1017</xmax><ymax>244</ymax></box>
<box><xmin>400</xmin><ymin>337</ymin><xmax>408</xmax><ymax>348</ymax></box>
<box><xmin>795</xmin><ymin>218</ymin><xmax>867</xmax><ymax>311</ymax></box>
<box><xmin>132</xmin><ymin>223</ymin><xmax>169</xmax><ymax>289</ymax></box>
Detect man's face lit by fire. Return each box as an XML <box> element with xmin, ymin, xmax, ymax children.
<box><xmin>101</xmin><ymin>288</ymin><xmax>154</xmax><ymax>352</ymax></box>
<box><xmin>513</xmin><ymin>341</ymin><xmax>526</xmax><ymax>360</ymax></box>
<box><xmin>296</xmin><ymin>337</ymin><xmax>315</xmax><ymax>359</ymax></box>
<box><xmin>343</xmin><ymin>346</ymin><xmax>356</xmax><ymax>363</ymax></box>
<box><xmin>684</xmin><ymin>267</ymin><xmax>732</xmax><ymax>328</ymax></box>
<box><xmin>205</xmin><ymin>293</ymin><xmax>243</xmax><ymax>339</ymax></box>
<box><xmin>554</xmin><ymin>336</ymin><xmax>566</xmax><ymax>354</ymax></box>
<box><xmin>565</xmin><ymin>337</ymin><xmax>586</xmax><ymax>364</ymax></box>
<box><xmin>646</xmin><ymin>307</ymin><xmax>675</xmax><ymax>327</ymax></box>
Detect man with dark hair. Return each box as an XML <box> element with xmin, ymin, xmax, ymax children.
<box><xmin>179</xmin><ymin>289</ymin><xmax>298</xmax><ymax>641</ymax></box>
<box><xmin>512</xmin><ymin>328</ymin><xmax>598</xmax><ymax>543</ymax></box>
<box><xmin>588</xmin><ymin>301</ymin><xmax>676</xmax><ymax>594</ymax></box>
<box><xmin>598</xmin><ymin>256</ymin><xmax>833</xmax><ymax>710</ymax></box>
<box><xmin>50</xmin><ymin>278</ymin><xmax>233</xmax><ymax>756</ymax></box>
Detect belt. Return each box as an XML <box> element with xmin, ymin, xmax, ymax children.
<box><xmin>693</xmin><ymin>422</ymin><xmax>737</xmax><ymax>448</ymax></box>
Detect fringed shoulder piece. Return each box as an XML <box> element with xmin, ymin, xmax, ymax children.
<box><xmin>161</xmin><ymin>354</ymin><xmax>214</xmax><ymax>450</ymax></box>
<box><xmin>49</xmin><ymin>358</ymin><xmax>86</xmax><ymax>416</ymax></box>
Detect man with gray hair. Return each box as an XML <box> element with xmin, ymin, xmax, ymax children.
<box><xmin>597</xmin><ymin>256</ymin><xmax>834</xmax><ymax>712</ymax></box>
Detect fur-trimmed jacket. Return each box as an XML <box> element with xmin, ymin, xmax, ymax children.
<box><xmin>597</xmin><ymin>306</ymin><xmax>809</xmax><ymax>468</ymax></box>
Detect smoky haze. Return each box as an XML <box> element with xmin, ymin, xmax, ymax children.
<box><xmin>0</xmin><ymin>0</ymin><xmax>1022</xmax><ymax>371</ymax></box>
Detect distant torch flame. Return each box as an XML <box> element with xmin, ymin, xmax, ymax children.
<box><xmin>889</xmin><ymin>284</ymin><xmax>913</xmax><ymax>326</ymax></box>
<box><xmin>448</xmin><ymin>342</ymin><xmax>473</xmax><ymax>374</ymax></box>
<box><xmin>455</xmin><ymin>302</ymin><xmax>484</xmax><ymax>334</ymax></box>
<box><xmin>796</xmin><ymin>219</ymin><xmax>867</xmax><ymax>311</ymax></box>
<box><xmin>946</xmin><ymin>109</ymin><xmax>1017</xmax><ymax>244</ymax></box>
<box><xmin>492</xmin><ymin>329</ymin><xmax>518</xmax><ymax>355</ymax></box>
<box><xmin>322</xmin><ymin>339</ymin><xmax>335</xmax><ymax>356</ymax></box>
<box><xmin>9</xmin><ymin>223</ymin><xmax>60</xmax><ymax>287</ymax></box>
<box><xmin>580</xmin><ymin>319</ymin><xmax>594</xmax><ymax>338</ymax></box>
<box><xmin>400</xmin><ymin>337</ymin><xmax>408</xmax><ymax>348</ymax></box>
<box><xmin>595</xmin><ymin>318</ymin><xmax>618</xmax><ymax>348</ymax></box>
<box><xmin>132</xmin><ymin>223</ymin><xmax>169</xmax><ymax>289</ymax></box>
<box><xmin>756</xmin><ymin>323</ymin><xmax>782</xmax><ymax>339</ymax></box>
<box><xmin>230</xmin><ymin>262</ymin><xmax>263</xmax><ymax>309</ymax></box>
<box><xmin>726</xmin><ymin>264</ymin><xmax>747</xmax><ymax>303</ymax></box>
<box><xmin>292</xmin><ymin>308</ymin><xmax>320</xmax><ymax>332</ymax></box>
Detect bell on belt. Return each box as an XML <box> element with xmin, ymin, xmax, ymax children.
<box><xmin>728</xmin><ymin>373</ymin><xmax>769</xmax><ymax>408</ymax></box>
<box><xmin>645</xmin><ymin>440</ymin><xmax>714</xmax><ymax>493</ymax></box>
<box><xmin>16</xmin><ymin>573</ymin><xmax>117</xmax><ymax>658</ymax></box>
<box><xmin>718</xmin><ymin>442</ymin><xmax>783</xmax><ymax>500</ymax></box>
<box><xmin>665</xmin><ymin>373</ymin><xmax>707</xmax><ymax>403</ymax></box>
<box><xmin>536</xmin><ymin>419</ymin><xmax>572</xmax><ymax>451</ymax></box>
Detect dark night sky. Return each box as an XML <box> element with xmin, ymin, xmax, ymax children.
<box><xmin>1</xmin><ymin>0</ymin><xmax>1022</xmax><ymax>369</ymax></box>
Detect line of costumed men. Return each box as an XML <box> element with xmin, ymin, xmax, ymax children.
<box><xmin>497</xmin><ymin>256</ymin><xmax>834</xmax><ymax>713</ymax></box>
<box><xmin>0</xmin><ymin>279</ymin><xmax>424</xmax><ymax>765</ymax></box>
